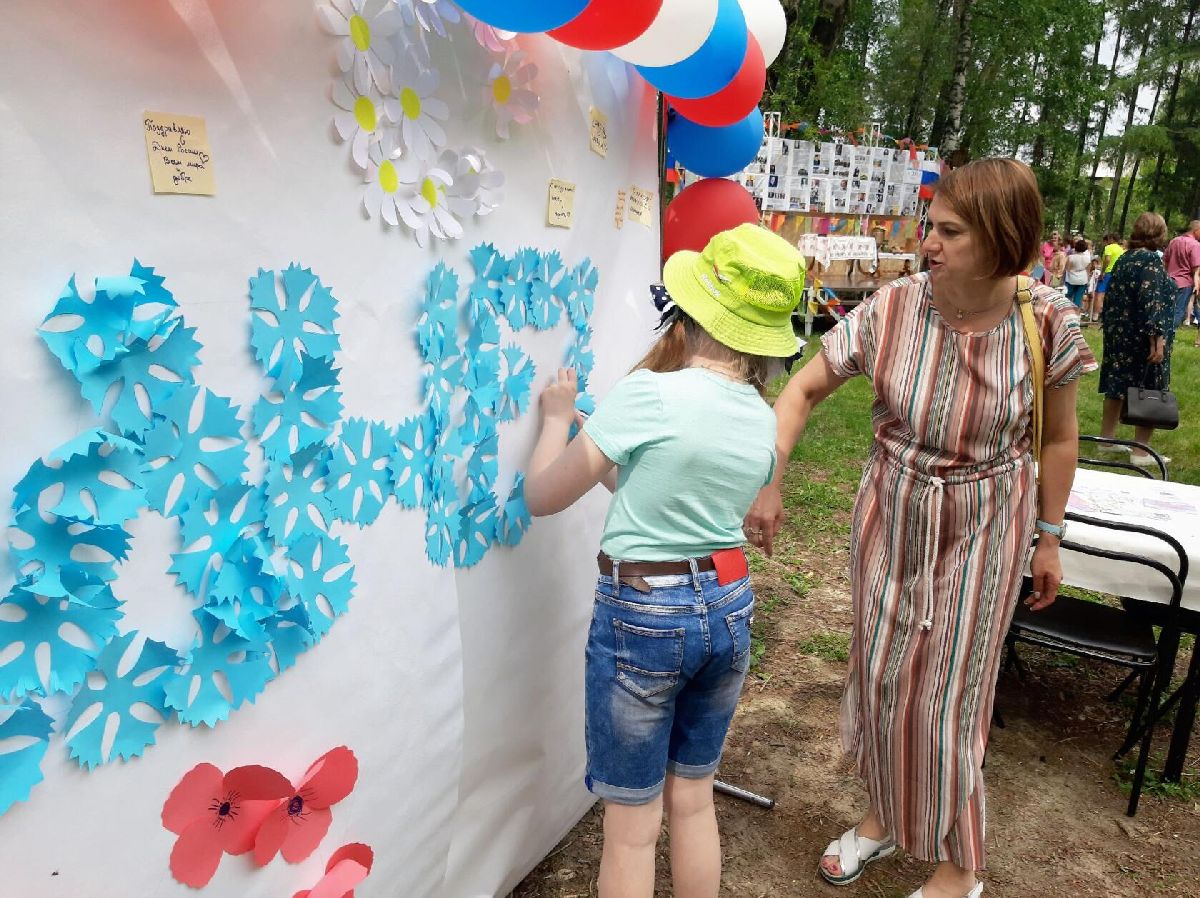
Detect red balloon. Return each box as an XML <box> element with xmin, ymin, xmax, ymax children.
<box><xmin>666</xmin><ymin>32</ymin><xmax>766</xmax><ymax>128</ymax></box>
<box><xmin>663</xmin><ymin>177</ymin><xmax>761</xmax><ymax>263</ymax></box>
<box><xmin>548</xmin><ymin>0</ymin><xmax>663</xmax><ymax>51</ymax></box>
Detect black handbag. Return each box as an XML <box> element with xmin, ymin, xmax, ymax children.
<box><xmin>1121</xmin><ymin>365</ymin><xmax>1180</xmax><ymax>430</ymax></box>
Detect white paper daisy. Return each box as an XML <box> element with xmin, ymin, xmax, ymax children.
<box><xmin>456</xmin><ymin>146</ymin><xmax>505</xmax><ymax>217</ymax></box>
<box><xmin>363</xmin><ymin>144</ymin><xmax>406</xmax><ymax>228</ymax></box>
<box><xmin>485</xmin><ymin>52</ymin><xmax>539</xmax><ymax>140</ymax></box>
<box><xmin>385</xmin><ymin>56</ymin><xmax>449</xmax><ymax>162</ymax></box>
<box><xmin>463</xmin><ymin>14</ymin><xmax>516</xmax><ymax>52</ymax></box>
<box><xmin>394</xmin><ymin>156</ymin><xmax>464</xmax><ymax>247</ymax></box>
<box><xmin>317</xmin><ymin>0</ymin><xmax>402</xmax><ymax>93</ymax></box>
<box><xmin>398</xmin><ymin>0</ymin><xmax>461</xmax><ymax>38</ymax></box>
<box><xmin>332</xmin><ymin>78</ymin><xmax>391</xmax><ymax>171</ymax></box>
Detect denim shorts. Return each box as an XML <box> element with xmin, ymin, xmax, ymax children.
<box><xmin>584</xmin><ymin>565</ymin><xmax>755</xmax><ymax>805</ymax></box>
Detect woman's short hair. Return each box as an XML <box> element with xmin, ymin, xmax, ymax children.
<box><xmin>1127</xmin><ymin>212</ymin><xmax>1169</xmax><ymax>251</ymax></box>
<box><xmin>932</xmin><ymin>158</ymin><xmax>1043</xmax><ymax>278</ymax></box>
<box><xmin>1074</xmin><ymin>239</ymin><xmax>1088</xmax><ymax>253</ymax></box>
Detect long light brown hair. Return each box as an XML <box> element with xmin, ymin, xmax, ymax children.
<box><xmin>633</xmin><ymin>311</ymin><xmax>776</xmax><ymax>396</ymax></box>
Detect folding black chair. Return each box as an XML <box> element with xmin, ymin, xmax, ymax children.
<box><xmin>1004</xmin><ymin>512</ymin><xmax>1187</xmax><ymax>816</ymax></box>
<box><xmin>1077</xmin><ymin>436</ymin><xmax>1169</xmax><ymax>480</ymax></box>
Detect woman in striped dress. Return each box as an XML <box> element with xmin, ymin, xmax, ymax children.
<box><xmin>744</xmin><ymin>159</ymin><xmax>1096</xmax><ymax>898</ymax></box>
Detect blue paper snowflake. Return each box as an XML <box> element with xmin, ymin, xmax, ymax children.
<box><xmin>327</xmin><ymin>418</ymin><xmax>394</xmax><ymax>526</ymax></box>
<box><xmin>12</xmin><ymin>429</ymin><xmax>146</xmax><ymax>527</ymax></box>
<box><xmin>496</xmin><ymin>475</ymin><xmax>531</xmax><ymax>547</ymax></box>
<box><xmin>264</xmin><ymin>444</ymin><xmax>334</xmax><ymax>547</ymax></box>
<box><xmin>500</xmin><ymin>273</ymin><xmax>531</xmax><ymax>330</ymax></box>
<box><xmin>424</xmin><ymin>496</ymin><xmax>457</xmax><ymax>567</ymax></box>
<box><xmin>141</xmin><ymin>386</ymin><xmax>248</xmax><ymax>519</ymax></box>
<box><xmin>38</xmin><ymin>275</ymin><xmax>135</xmax><ymax>377</ymax></box>
<box><xmin>284</xmin><ymin>533</ymin><xmax>355</xmax><ymax>638</ymax></box>
<box><xmin>0</xmin><ymin>575</ymin><xmax>123</xmax><ymax>700</ymax></box>
<box><xmin>169</xmin><ymin>480</ymin><xmax>266</xmax><ymax>597</ymax></box>
<box><xmin>496</xmin><ymin>345</ymin><xmax>535</xmax><ymax>422</ymax></box>
<box><xmin>63</xmin><ymin>632</ymin><xmax>180</xmax><ymax>769</ymax></box>
<box><xmin>251</xmin><ymin>352</ymin><xmax>344</xmax><ymax>462</ymax></box>
<box><xmin>528</xmin><ymin>251</ymin><xmax>565</xmax><ymax>331</ymax></box>
<box><xmin>77</xmin><ymin>318</ymin><xmax>202</xmax><ymax>437</ymax></box>
<box><xmin>122</xmin><ymin>260</ymin><xmax>180</xmax><ymax>342</ymax></box>
<box><xmin>467</xmin><ymin>244</ymin><xmax>507</xmax><ymax>324</ymax></box>
<box><xmin>455</xmin><ymin>492</ymin><xmax>497</xmax><ymax>569</ymax></box>
<box><xmin>558</xmin><ymin>259</ymin><xmax>598</xmax><ymax>332</ymax></box>
<box><xmin>205</xmin><ymin>536</ymin><xmax>282</xmax><ymax>641</ymax></box>
<box><xmin>0</xmin><ymin>700</ymin><xmax>53</xmax><ymax>818</ymax></box>
<box><xmin>163</xmin><ymin>609</ymin><xmax>275</xmax><ymax>728</ymax></box>
<box><xmin>389</xmin><ymin>413</ymin><xmax>438</xmax><ymax>509</ymax></box>
<box><xmin>264</xmin><ymin>603</ymin><xmax>317</xmax><ymax>674</ymax></box>
<box><xmin>416</xmin><ymin>262</ymin><xmax>461</xmax><ymax>364</ymax></box>
<box><xmin>565</xmin><ymin>328</ymin><xmax>596</xmax><ymax>391</ymax></box>
<box><xmin>423</xmin><ymin>352</ymin><xmax>465</xmax><ymax>420</ymax></box>
<box><xmin>248</xmin><ymin>264</ymin><xmax>341</xmax><ymax>385</ymax></box>
<box><xmin>8</xmin><ymin>508</ymin><xmax>131</xmax><ymax>597</ymax></box>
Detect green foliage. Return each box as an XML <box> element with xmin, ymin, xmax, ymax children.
<box><xmin>798</xmin><ymin>631</ymin><xmax>852</xmax><ymax>663</ymax></box>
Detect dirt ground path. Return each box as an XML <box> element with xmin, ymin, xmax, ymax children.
<box><xmin>513</xmin><ymin>470</ymin><xmax>1200</xmax><ymax>898</ymax></box>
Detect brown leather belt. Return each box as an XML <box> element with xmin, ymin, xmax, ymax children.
<box><xmin>597</xmin><ymin>552</ymin><xmax>717</xmax><ymax>578</ymax></box>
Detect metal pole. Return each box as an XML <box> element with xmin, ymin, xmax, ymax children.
<box><xmin>713</xmin><ymin>778</ymin><xmax>776</xmax><ymax>810</ymax></box>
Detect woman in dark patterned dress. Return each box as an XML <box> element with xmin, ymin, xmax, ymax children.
<box><xmin>1098</xmin><ymin>212</ymin><xmax>1175</xmax><ymax>466</ymax></box>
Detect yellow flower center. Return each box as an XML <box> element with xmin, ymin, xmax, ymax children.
<box><xmin>400</xmin><ymin>87</ymin><xmax>422</xmax><ymax>121</ymax></box>
<box><xmin>349</xmin><ymin>14</ymin><xmax>371</xmax><ymax>50</ymax></box>
<box><xmin>492</xmin><ymin>74</ymin><xmax>512</xmax><ymax>105</ymax></box>
<box><xmin>378</xmin><ymin>160</ymin><xmax>399</xmax><ymax>194</ymax></box>
<box><xmin>420</xmin><ymin>177</ymin><xmax>440</xmax><ymax>209</ymax></box>
<box><xmin>353</xmin><ymin>96</ymin><xmax>377</xmax><ymax>132</ymax></box>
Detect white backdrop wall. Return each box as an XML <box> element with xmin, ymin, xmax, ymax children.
<box><xmin>0</xmin><ymin>3</ymin><xmax>660</xmax><ymax>896</ymax></box>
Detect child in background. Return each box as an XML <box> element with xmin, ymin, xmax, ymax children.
<box><xmin>524</xmin><ymin>225</ymin><xmax>806</xmax><ymax>898</ymax></box>
<box><xmin>1094</xmin><ymin>232</ymin><xmax>1126</xmax><ymax>322</ymax></box>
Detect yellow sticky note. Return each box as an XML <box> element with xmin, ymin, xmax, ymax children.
<box><xmin>615</xmin><ymin>189</ymin><xmax>627</xmax><ymax>229</ymax></box>
<box><xmin>589</xmin><ymin>107</ymin><xmax>609</xmax><ymax>158</ymax></box>
<box><xmin>143</xmin><ymin>111</ymin><xmax>215</xmax><ymax>195</ymax></box>
<box><xmin>547</xmin><ymin>178</ymin><xmax>576</xmax><ymax>229</ymax></box>
<box><xmin>628</xmin><ymin>186</ymin><xmax>655</xmax><ymax>228</ymax></box>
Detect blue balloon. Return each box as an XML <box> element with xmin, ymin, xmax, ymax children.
<box><xmin>668</xmin><ymin>108</ymin><xmax>764</xmax><ymax>179</ymax></box>
<box><xmin>636</xmin><ymin>0</ymin><xmax>748</xmax><ymax>100</ymax></box>
<box><xmin>454</xmin><ymin>0</ymin><xmax>590</xmax><ymax>34</ymax></box>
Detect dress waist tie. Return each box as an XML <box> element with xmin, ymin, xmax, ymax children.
<box><xmin>919</xmin><ymin>475</ymin><xmax>945</xmax><ymax>631</ymax></box>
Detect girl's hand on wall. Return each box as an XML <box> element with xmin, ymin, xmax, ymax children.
<box><xmin>539</xmin><ymin>368</ymin><xmax>579</xmax><ymax>426</ymax></box>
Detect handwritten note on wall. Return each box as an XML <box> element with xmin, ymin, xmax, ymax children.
<box><xmin>143</xmin><ymin>111</ymin><xmax>215</xmax><ymax>195</ymax></box>
<box><xmin>628</xmin><ymin>186</ymin><xmax>654</xmax><ymax>228</ymax></box>
<box><xmin>547</xmin><ymin>179</ymin><xmax>576</xmax><ymax>229</ymax></box>
<box><xmin>589</xmin><ymin>107</ymin><xmax>609</xmax><ymax>158</ymax></box>
<box><xmin>614</xmin><ymin>189</ymin><xmax>627</xmax><ymax>229</ymax></box>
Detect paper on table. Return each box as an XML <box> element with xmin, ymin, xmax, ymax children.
<box><xmin>589</xmin><ymin>106</ymin><xmax>608</xmax><ymax>157</ymax></box>
<box><xmin>547</xmin><ymin>178</ymin><xmax>576</xmax><ymax>229</ymax></box>
<box><xmin>614</xmin><ymin>189</ymin><xmax>627</xmax><ymax>229</ymax></box>
<box><xmin>143</xmin><ymin>111</ymin><xmax>216</xmax><ymax>195</ymax></box>
<box><xmin>628</xmin><ymin>186</ymin><xmax>654</xmax><ymax>227</ymax></box>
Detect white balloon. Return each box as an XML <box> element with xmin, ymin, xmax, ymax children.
<box><xmin>738</xmin><ymin>0</ymin><xmax>787</xmax><ymax>67</ymax></box>
<box><xmin>611</xmin><ymin>0</ymin><xmax>719</xmax><ymax>68</ymax></box>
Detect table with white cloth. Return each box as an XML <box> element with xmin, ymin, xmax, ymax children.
<box><xmin>1063</xmin><ymin>467</ymin><xmax>1200</xmax><ymax>779</ymax></box>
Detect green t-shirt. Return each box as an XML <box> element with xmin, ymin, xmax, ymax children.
<box><xmin>583</xmin><ymin>368</ymin><xmax>777</xmax><ymax>561</ymax></box>
<box><xmin>1103</xmin><ymin>243</ymin><xmax>1125</xmax><ymax>274</ymax></box>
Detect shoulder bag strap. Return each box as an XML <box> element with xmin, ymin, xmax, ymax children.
<box><xmin>1015</xmin><ymin>275</ymin><xmax>1044</xmax><ymax>471</ymax></box>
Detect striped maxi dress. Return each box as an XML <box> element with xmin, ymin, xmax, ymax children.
<box><xmin>820</xmin><ymin>273</ymin><xmax>1096</xmax><ymax>870</ymax></box>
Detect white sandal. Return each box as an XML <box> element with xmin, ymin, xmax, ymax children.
<box><xmin>818</xmin><ymin>826</ymin><xmax>896</xmax><ymax>885</ymax></box>
<box><xmin>908</xmin><ymin>883</ymin><xmax>983</xmax><ymax>898</ymax></box>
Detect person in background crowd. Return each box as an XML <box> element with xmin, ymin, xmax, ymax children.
<box><xmin>1098</xmin><ymin>212</ymin><xmax>1174</xmax><ymax>466</ymax></box>
<box><xmin>1084</xmin><ymin>240</ymin><xmax>1101</xmax><ymax>323</ymax></box>
<box><xmin>746</xmin><ymin>158</ymin><xmax>1095</xmax><ymax>898</ymax></box>
<box><xmin>1162</xmin><ymin>219</ymin><xmax>1200</xmax><ymax>333</ymax></box>
<box><xmin>1049</xmin><ymin>234</ymin><xmax>1067</xmax><ymax>289</ymax></box>
<box><xmin>1040</xmin><ymin>230</ymin><xmax>1059</xmax><ymax>284</ymax></box>
<box><xmin>1064</xmin><ymin>238</ymin><xmax>1091</xmax><ymax>308</ymax></box>
<box><xmin>1094</xmin><ymin>232</ymin><xmax>1125</xmax><ymax>322</ymax></box>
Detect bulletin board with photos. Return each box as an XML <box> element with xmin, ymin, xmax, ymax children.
<box><xmin>742</xmin><ymin>137</ymin><xmax>937</xmax><ymax>218</ymax></box>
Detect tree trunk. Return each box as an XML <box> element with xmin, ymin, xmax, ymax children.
<box><xmin>1064</xmin><ymin>28</ymin><xmax>1105</xmax><ymax>229</ymax></box>
<box><xmin>790</xmin><ymin>0</ymin><xmax>853</xmax><ymax>105</ymax></box>
<box><xmin>1082</xmin><ymin>22</ymin><xmax>1124</xmax><ymax>232</ymax></box>
<box><xmin>936</xmin><ymin>0</ymin><xmax>976</xmax><ymax>155</ymax></box>
<box><xmin>1103</xmin><ymin>35</ymin><xmax>1150</xmax><ymax>230</ymax></box>
<box><xmin>1119</xmin><ymin>72</ymin><xmax>1166</xmax><ymax>233</ymax></box>
<box><xmin>1150</xmin><ymin>0</ymin><xmax>1198</xmax><ymax>208</ymax></box>
<box><xmin>904</xmin><ymin>0</ymin><xmax>955</xmax><ymax>138</ymax></box>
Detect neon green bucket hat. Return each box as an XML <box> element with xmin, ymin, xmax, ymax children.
<box><xmin>662</xmin><ymin>223</ymin><xmax>807</xmax><ymax>358</ymax></box>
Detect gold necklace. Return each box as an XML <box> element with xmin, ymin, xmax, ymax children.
<box><xmin>939</xmin><ymin>279</ymin><xmax>1017</xmax><ymax>321</ymax></box>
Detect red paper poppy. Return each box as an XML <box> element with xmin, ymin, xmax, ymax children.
<box><xmin>292</xmin><ymin>842</ymin><xmax>374</xmax><ymax>898</ymax></box>
<box><xmin>161</xmin><ymin>762</ymin><xmax>293</xmax><ymax>888</ymax></box>
<box><xmin>253</xmin><ymin>745</ymin><xmax>359</xmax><ymax>866</ymax></box>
